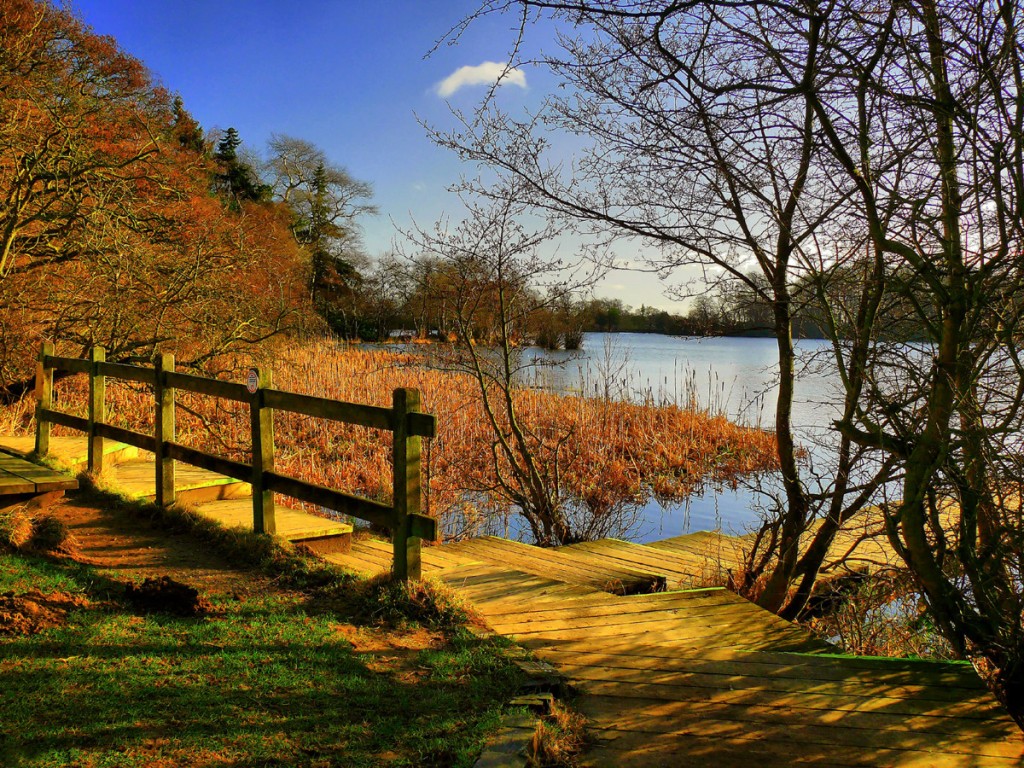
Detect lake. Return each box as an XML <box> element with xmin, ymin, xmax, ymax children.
<box><xmin>526</xmin><ymin>333</ymin><xmax>843</xmax><ymax>541</ymax></box>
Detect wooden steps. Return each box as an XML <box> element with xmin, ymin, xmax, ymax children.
<box><xmin>111</xmin><ymin>457</ymin><xmax>251</xmax><ymax>504</ymax></box>
<box><xmin>442</xmin><ymin>536</ymin><xmax>665</xmax><ymax>594</ymax></box>
<box><xmin>438</xmin><ymin>559</ymin><xmax>1022</xmax><ymax>766</ymax></box>
<box><xmin>0</xmin><ymin>435</ymin><xmax>352</xmax><ymax>552</ymax></box>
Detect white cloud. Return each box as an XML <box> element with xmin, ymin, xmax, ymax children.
<box><xmin>435</xmin><ymin>61</ymin><xmax>527</xmax><ymax>98</ymax></box>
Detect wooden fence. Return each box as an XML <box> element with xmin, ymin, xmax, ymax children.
<box><xmin>33</xmin><ymin>343</ymin><xmax>437</xmax><ymax>580</ymax></box>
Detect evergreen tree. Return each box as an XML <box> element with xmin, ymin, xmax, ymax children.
<box><xmin>213</xmin><ymin>127</ymin><xmax>269</xmax><ymax>206</ymax></box>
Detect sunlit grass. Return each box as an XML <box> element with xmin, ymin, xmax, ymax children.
<box><xmin>0</xmin><ymin>550</ymin><xmax>524</xmax><ymax>768</ymax></box>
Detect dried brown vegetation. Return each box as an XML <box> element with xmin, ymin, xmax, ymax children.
<box><xmin>8</xmin><ymin>338</ymin><xmax>778</xmax><ymax>542</ymax></box>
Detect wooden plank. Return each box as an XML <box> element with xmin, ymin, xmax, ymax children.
<box><xmin>35</xmin><ymin>341</ymin><xmax>54</xmax><ymax>456</ymax></box>
<box><xmin>193</xmin><ymin>497</ymin><xmax>351</xmax><ymax>541</ymax></box>
<box><xmin>95</xmin><ymin>361</ymin><xmax>155</xmax><ymax>384</ymax></box>
<box><xmin>94</xmin><ymin>423</ymin><xmax>156</xmax><ymax>454</ymax></box>
<box><xmin>475</xmin><ymin>587</ymin><xmax>736</xmax><ymax>618</ymax></box>
<box><xmin>578</xmin><ymin>693</ymin><xmax>1017</xmax><ymax>740</ymax></box>
<box><xmin>565</xmin><ymin>539</ymin><xmax>712</xmax><ymax>580</ymax></box>
<box><xmin>0</xmin><ymin>457</ymin><xmax>76</xmax><ymax>494</ymax></box>
<box><xmin>357</xmin><ymin>537</ymin><xmax>479</xmax><ymax>570</ymax></box>
<box><xmin>153</xmin><ymin>352</ymin><xmax>175</xmax><ymax>507</ymax></box>
<box><xmin>493</xmin><ymin>610</ymin><xmax>821</xmax><ymax>651</ymax></box>
<box><xmin>44</xmin><ymin>355</ymin><xmax>90</xmax><ymax>374</ymax></box>
<box><xmin>536</xmin><ymin>647</ymin><xmax>986</xmax><ymax>690</ymax></box>
<box><xmin>264</xmin><ymin>388</ymin><xmax>393</xmax><ymax>431</ymax></box>
<box><xmin>87</xmin><ymin>346</ymin><xmax>106</xmax><ymax>476</ymax></box>
<box><xmin>163</xmin><ymin>371</ymin><xmax>250</xmax><ymax>402</ymax></box>
<box><xmin>446</xmin><ymin>537</ymin><xmax>662</xmax><ymax>592</ymax></box>
<box><xmin>574</xmin><ymin>702</ymin><xmax>1024</xmax><ymax>758</ymax></box>
<box><xmin>322</xmin><ymin>552</ymin><xmax>384</xmax><ymax>576</ymax></box>
<box><xmin>38</xmin><ymin>408</ymin><xmax>88</xmax><ymax>433</ymax></box>
<box><xmin>483</xmin><ymin>594</ymin><xmax>773</xmax><ymax>633</ymax></box>
<box><xmin>578</xmin><ymin>726</ymin><xmax>1022</xmax><ymax>768</ymax></box>
<box><xmin>392</xmin><ymin>387</ymin><xmax>422</xmax><ymax>580</ymax></box>
<box><xmin>165</xmin><ymin>442</ymin><xmax>253</xmax><ymax>483</ymax></box>
<box><xmin>565</xmin><ymin>674</ymin><xmax>1006</xmax><ymax>722</ymax></box>
<box><xmin>264</xmin><ymin>472</ymin><xmax>392</xmax><ymax>529</ymax></box>
<box><xmin>549</xmin><ymin>660</ymin><xmax>989</xmax><ymax>705</ymax></box>
<box><xmin>250</xmin><ymin>368</ymin><xmax>276</xmax><ymax>535</ymax></box>
<box><xmin>449</xmin><ymin>578</ymin><xmax>609</xmax><ymax>612</ymax></box>
<box><xmin>0</xmin><ymin>471</ymin><xmax>35</xmax><ymax>495</ymax></box>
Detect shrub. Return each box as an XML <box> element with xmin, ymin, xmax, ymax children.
<box><xmin>0</xmin><ymin>508</ymin><xmax>33</xmax><ymax>550</ymax></box>
<box><xmin>29</xmin><ymin>514</ymin><xmax>74</xmax><ymax>553</ymax></box>
<box><xmin>332</xmin><ymin>573</ymin><xmax>473</xmax><ymax>632</ymax></box>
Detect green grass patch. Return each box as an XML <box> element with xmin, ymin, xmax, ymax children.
<box><xmin>0</xmin><ymin>549</ymin><xmax>526</xmax><ymax>767</ymax></box>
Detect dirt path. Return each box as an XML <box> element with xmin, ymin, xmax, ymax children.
<box><xmin>46</xmin><ymin>496</ymin><xmax>272</xmax><ymax>596</ymax></box>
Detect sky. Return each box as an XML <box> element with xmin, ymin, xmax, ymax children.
<box><xmin>70</xmin><ymin>0</ymin><xmax>689</xmax><ymax>312</ymax></box>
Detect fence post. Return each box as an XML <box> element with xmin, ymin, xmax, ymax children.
<box><xmin>154</xmin><ymin>352</ymin><xmax>175</xmax><ymax>507</ymax></box>
<box><xmin>35</xmin><ymin>341</ymin><xmax>54</xmax><ymax>457</ymax></box>
<box><xmin>250</xmin><ymin>368</ymin><xmax>276</xmax><ymax>535</ymax></box>
<box><xmin>88</xmin><ymin>346</ymin><xmax>106</xmax><ymax>475</ymax></box>
<box><xmin>392</xmin><ymin>387</ymin><xmax>423</xmax><ymax>581</ymax></box>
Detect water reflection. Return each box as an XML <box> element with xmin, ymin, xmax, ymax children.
<box><xmin>523</xmin><ymin>333</ymin><xmax>842</xmax><ymax>541</ymax></box>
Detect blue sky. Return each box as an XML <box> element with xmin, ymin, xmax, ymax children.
<box><xmin>71</xmin><ymin>0</ymin><xmax>686</xmax><ymax>311</ymax></box>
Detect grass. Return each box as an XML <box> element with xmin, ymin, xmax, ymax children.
<box><xmin>0</xmin><ymin>547</ymin><xmax>526</xmax><ymax>768</ymax></box>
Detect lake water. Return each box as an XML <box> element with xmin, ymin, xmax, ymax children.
<box><xmin>526</xmin><ymin>333</ymin><xmax>843</xmax><ymax>541</ymax></box>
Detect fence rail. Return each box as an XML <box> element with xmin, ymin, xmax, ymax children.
<box><xmin>33</xmin><ymin>343</ymin><xmax>437</xmax><ymax>580</ymax></box>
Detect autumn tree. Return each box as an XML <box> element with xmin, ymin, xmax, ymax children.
<box><xmin>0</xmin><ymin>0</ymin><xmax>315</xmax><ymax>394</ymax></box>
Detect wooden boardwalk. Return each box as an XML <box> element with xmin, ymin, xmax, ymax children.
<box><xmin>0</xmin><ymin>450</ymin><xmax>78</xmax><ymax>509</ymax></box>
<box><xmin>435</xmin><ymin>560</ymin><xmax>1022</xmax><ymax>767</ymax></box>
<box><xmin>0</xmin><ymin>436</ymin><xmax>351</xmax><ymax>546</ymax></box>
<box><xmin>3</xmin><ymin>433</ymin><xmax>1020</xmax><ymax>765</ymax></box>
<box><xmin>328</xmin><ymin>537</ymin><xmax>1022</xmax><ymax>765</ymax></box>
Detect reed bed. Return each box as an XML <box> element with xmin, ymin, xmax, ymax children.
<box><xmin>6</xmin><ymin>338</ymin><xmax>779</xmax><ymax>541</ymax></box>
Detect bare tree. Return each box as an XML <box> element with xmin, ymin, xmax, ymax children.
<box><xmin>433</xmin><ymin>0</ymin><xmax>890</xmax><ymax>616</ymax></box>
<box><xmin>400</xmin><ymin>186</ymin><xmax>622</xmax><ymax>545</ymax></box>
<box><xmin>442</xmin><ymin>0</ymin><xmax>1024</xmax><ymax>722</ymax></box>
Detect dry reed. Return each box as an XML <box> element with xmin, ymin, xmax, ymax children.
<box><xmin>7</xmin><ymin>337</ymin><xmax>779</xmax><ymax>541</ymax></box>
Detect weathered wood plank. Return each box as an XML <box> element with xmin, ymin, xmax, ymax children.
<box><xmin>37</xmin><ymin>408</ymin><xmax>88</xmax><ymax>433</ymax></box>
<box><xmin>575</xmin><ymin>703</ymin><xmax>1023</xmax><ymax>758</ymax></box>
<box><xmin>544</xmin><ymin>659</ymin><xmax>987</xmax><ymax>704</ymax></box>
<box><xmin>566</xmin><ymin>675</ymin><xmax>1007</xmax><ymax>721</ymax></box>
<box><xmin>163</xmin><ymin>371</ymin><xmax>250</xmax><ymax>402</ymax></box>
<box><xmin>44</xmin><ymin>355</ymin><xmax>90</xmax><ymax>374</ymax></box>
<box><xmin>94</xmin><ymin>423</ymin><xmax>156</xmax><ymax>454</ymax></box>
<box><xmin>578</xmin><ymin>693</ymin><xmax>1015</xmax><ymax>739</ymax></box>
<box><xmin>263</xmin><ymin>472</ymin><xmax>389</xmax><ymax>527</ymax></box>
<box><xmin>0</xmin><ymin>472</ymin><xmax>35</xmax><ymax>494</ymax></box>
<box><xmin>484</xmin><ymin>598</ymin><xmax>789</xmax><ymax>636</ymax></box>
<box><xmin>536</xmin><ymin>647</ymin><xmax>986</xmax><ymax>690</ymax></box>
<box><xmin>578</xmin><ymin>727</ymin><xmax>1022</xmax><ymax>768</ymax></box>
<box><xmin>264</xmin><ymin>388</ymin><xmax>392</xmax><ymax>431</ymax></box>
<box><xmin>164</xmin><ymin>442</ymin><xmax>253</xmax><ymax>484</ymax></box>
<box><xmin>0</xmin><ymin>454</ymin><xmax>77</xmax><ymax>493</ymax></box>
<box><xmin>445</xmin><ymin>537</ymin><xmax>663</xmax><ymax>592</ymax></box>
<box><xmin>95</xmin><ymin>361</ymin><xmax>155</xmax><ymax>384</ymax></box>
